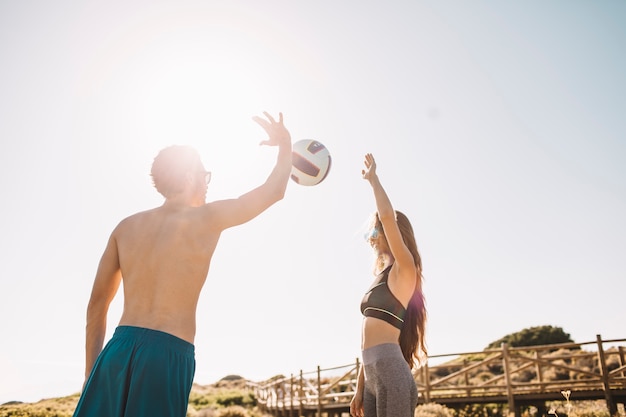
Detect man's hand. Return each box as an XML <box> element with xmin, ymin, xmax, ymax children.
<box><xmin>253</xmin><ymin>112</ymin><xmax>291</xmax><ymax>147</ymax></box>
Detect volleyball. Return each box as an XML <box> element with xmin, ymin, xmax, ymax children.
<box><xmin>291</xmin><ymin>139</ymin><xmax>332</xmax><ymax>186</ymax></box>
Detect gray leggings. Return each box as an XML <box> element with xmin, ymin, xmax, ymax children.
<box><xmin>363</xmin><ymin>343</ymin><xmax>418</xmax><ymax>417</ymax></box>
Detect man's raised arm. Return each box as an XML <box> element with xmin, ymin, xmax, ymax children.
<box><xmin>209</xmin><ymin>112</ymin><xmax>292</xmax><ymax>230</ymax></box>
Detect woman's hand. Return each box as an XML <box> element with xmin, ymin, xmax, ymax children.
<box><xmin>361</xmin><ymin>153</ymin><xmax>377</xmax><ymax>182</ymax></box>
<box><xmin>350</xmin><ymin>391</ymin><xmax>364</xmax><ymax>417</ymax></box>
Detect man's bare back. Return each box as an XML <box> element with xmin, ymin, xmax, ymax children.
<box><xmin>114</xmin><ymin>203</ymin><xmax>221</xmax><ymax>344</ymax></box>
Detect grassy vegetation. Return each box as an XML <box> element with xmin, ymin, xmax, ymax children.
<box><xmin>416</xmin><ymin>400</ymin><xmax>616</xmax><ymax>417</ymax></box>
<box><xmin>0</xmin><ymin>393</ymin><xmax>80</xmax><ymax>417</ymax></box>
<box><xmin>0</xmin><ymin>379</ymin><xmax>272</xmax><ymax>417</ymax></box>
<box><xmin>1</xmin><ymin>375</ymin><xmax>620</xmax><ymax>417</ymax></box>
<box><xmin>186</xmin><ymin>379</ymin><xmax>271</xmax><ymax>417</ymax></box>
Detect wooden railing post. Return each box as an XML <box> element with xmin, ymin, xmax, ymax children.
<box><xmin>535</xmin><ymin>350</ymin><xmax>544</xmax><ymax>393</ymax></box>
<box><xmin>422</xmin><ymin>361</ymin><xmax>431</xmax><ymax>403</ymax></box>
<box><xmin>299</xmin><ymin>370</ymin><xmax>304</xmax><ymax>417</ymax></box>
<box><xmin>502</xmin><ymin>342</ymin><xmax>516</xmax><ymax>417</ymax></box>
<box><xmin>317</xmin><ymin>365</ymin><xmax>322</xmax><ymax>417</ymax></box>
<box><xmin>290</xmin><ymin>373</ymin><xmax>295</xmax><ymax>417</ymax></box>
<box><xmin>596</xmin><ymin>334</ymin><xmax>617</xmax><ymax>417</ymax></box>
<box><xmin>280</xmin><ymin>380</ymin><xmax>286</xmax><ymax>417</ymax></box>
<box><xmin>463</xmin><ymin>358</ymin><xmax>470</xmax><ymax>397</ymax></box>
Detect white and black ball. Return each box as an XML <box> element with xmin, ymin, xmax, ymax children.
<box><xmin>290</xmin><ymin>139</ymin><xmax>332</xmax><ymax>186</ymax></box>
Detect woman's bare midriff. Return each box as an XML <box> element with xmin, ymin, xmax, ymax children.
<box><xmin>361</xmin><ymin>316</ymin><xmax>402</xmax><ymax>350</ymax></box>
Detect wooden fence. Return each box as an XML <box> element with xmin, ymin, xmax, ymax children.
<box><xmin>251</xmin><ymin>335</ymin><xmax>626</xmax><ymax>417</ymax></box>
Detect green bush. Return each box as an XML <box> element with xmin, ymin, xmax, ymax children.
<box><xmin>485</xmin><ymin>326</ymin><xmax>574</xmax><ymax>349</ymax></box>
<box><xmin>217</xmin><ymin>405</ymin><xmax>249</xmax><ymax>417</ymax></box>
<box><xmin>189</xmin><ymin>391</ymin><xmax>212</xmax><ymax>408</ymax></box>
<box><xmin>187</xmin><ymin>388</ymin><xmax>256</xmax><ymax>411</ymax></box>
<box><xmin>214</xmin><ymin>391</ymin><xmax>256</xmax><ymax>408</ymax></box>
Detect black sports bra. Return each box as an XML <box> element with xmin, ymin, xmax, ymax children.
<box><xmin>360</xmin><ymin>265</ymin><xmax>406</xmax><ymax>330</ymax></box>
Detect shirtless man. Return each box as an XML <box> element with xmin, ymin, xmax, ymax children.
<box><xmin>72</xmin><ymin>112</ymin><xmax>292</xmax><ymax>417</ymax></box>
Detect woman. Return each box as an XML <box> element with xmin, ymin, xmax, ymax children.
<box><xmin>350</xmin><ymin>153</ymin><xmax>427</xmax><ymax>417</ymax></box>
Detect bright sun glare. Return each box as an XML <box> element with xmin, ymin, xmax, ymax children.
<box><xmin>78</xmin><ymin>9</ymin><xmax>300</xmax><ymax>196</ymax></box>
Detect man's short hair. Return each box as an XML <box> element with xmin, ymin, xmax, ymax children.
<box><xmin>151</xmin><ymin>145</ymin><xmax>202</xmax><ymax>198</ymax></box>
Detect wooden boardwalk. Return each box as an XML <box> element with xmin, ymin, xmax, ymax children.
<box><xmin>251</xmin><ymin>335</ymin><xmax>626</xmax><ymax>417</ymax></box>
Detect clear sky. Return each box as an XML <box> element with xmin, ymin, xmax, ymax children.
<box><xmin>1</xmin><ymin>0</ymin><xmax>625</xmax><ymax>405</ymax></box>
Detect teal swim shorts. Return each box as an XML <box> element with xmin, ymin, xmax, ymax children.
<box><xmin>73</xmin><ymin>326</ymin><xmax>196</xmax><ymax>417</ymax></box>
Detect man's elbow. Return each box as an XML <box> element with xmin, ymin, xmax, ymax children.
<box><xmin>277</xmin><ymin>185</ymin><xmax>287</xmax><ymax>201</ymax></box>
<box><xmin>270</xmin><ymin>187</ymin><xmax>286</xmax><ymax>205</ymax></box>
<box><xmin>270</xmin><ymin>179</ymin><xmax>288</xmax><ymax>202</ymax></box>
<box><xmin>86</xmin><ymin>296</ymin><xmax>109</xmax><ymax>322</ymax></box>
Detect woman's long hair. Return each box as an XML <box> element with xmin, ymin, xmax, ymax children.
<box><xmin>374</xmin><ymin>211</ymin><xmax>427</xmax><ymax>369</ymax></box>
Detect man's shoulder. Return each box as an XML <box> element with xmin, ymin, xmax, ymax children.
<box><xmin>114</xmin><ymin>208</ymin><xmax>159</xmax><ymax>230</ymax></box>
<box><xmin>125</xmin><ymin>207</ymin><xmax>158</xmax><ymax>220</ymax></box>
